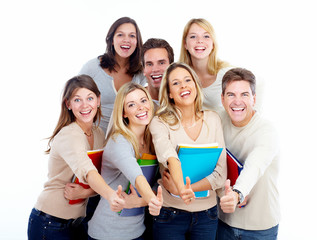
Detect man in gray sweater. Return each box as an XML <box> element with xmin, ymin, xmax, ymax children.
<box><xmin>218</xmin><ymin>68</ymin><xmax>280</xmax><ymax>240</ymax></box>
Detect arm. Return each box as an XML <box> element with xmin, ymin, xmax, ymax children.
<box><xmin>86</xmin><ymin>170</ymin><xmax>125</xmax><ymax>212</ymax></box>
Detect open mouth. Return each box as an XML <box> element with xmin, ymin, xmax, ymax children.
<box><xmin>194</xmin><ymin>46</ymin><xmax>206</xmax><ymax>52</ymax></box>
<box><xmin>180</xmin><ymin>90</ymin><xmax>191</xmax><ymax>97</ymax></box>
<box><xmin>80</xmin><ymin>110</ymin><xmax>92</xmax><ymax>116</ymax></box>
<box><xmin>121</xmin><ymin>45</ymin><xmax>131</xmax><ymax>50</ymax></box>
<box><xmin>151</xmin><ymin>74</ymin><xmax>163</xmax><ymax>83</ymax></box>
<box><xmin>136</xmin><ymin>111</ymin><xmax>148</xmax><ymax>120</ymax></box>
<box><xmin>231</xmin><ymin>107</ymin><xmax>245</xmax><ymax>112</ymax></box>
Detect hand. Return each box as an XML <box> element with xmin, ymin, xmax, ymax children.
<box><xmin>179</xmin><ymin>177</ymin><xmax>195</xmax><ymax>205</ymax></box>
<box><xmin>220</xmin><ymin>179</ymin><xmax>239</xmax><ymax>213</ymax></box>
<box><xmin>238</xmin><ymin>195</ymin><xmax>249</xmax><ymax>208</ymax></box>
<box><xmin>64</xmin><ymin>183</ymin><xmax>87</xmax><ymax>200</ymax></box>
<box><xmin>162</xmin><ymin>170</ymin><xmax>178</xmax><ymax>195</ymax></box>
<box><xmin>108</xmin><ymin>185</ymin><xmax>125</xmax><ymax>212</ymax></box>
<box><xmin>121</xmin><ymin>184</ymin><xmax>145</xmax><ymax>209</ymax></box>
<box><xmin>148</xmin><ymin>186</ymin><xmax>163</xmax><ymax>216</ymax></box>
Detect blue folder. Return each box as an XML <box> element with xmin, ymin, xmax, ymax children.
<box><xmin>178</xmin><ymin>147</ymin><xmax>223</xmax><ymax>198</ymax></box>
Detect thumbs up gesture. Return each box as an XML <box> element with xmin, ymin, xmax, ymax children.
<box><xmin>220</xmin><ymin>179</ymin><xmax>239</xmax><ymax>213</ymax></box>
<box><xmin>180</xmin><ymin>177</ymin><xmax>195</xmax><ymax>205</ymax></box>
<box><xmin>148</xmin><ymin>186</ymin><xmax>163</xmax><ymax>216</ymax></box>
<box><xmin>108</xmin><ymin>185</ymin><xmax>125</xmax><ymax>212</ymax></box>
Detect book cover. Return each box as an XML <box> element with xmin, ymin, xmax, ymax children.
<box><xmin>177</xmin><ymin>143</ymin><xmax>223</xmax><ymax>198</ymax></box>
<box><xmin>226</xmin><ymin>148</ymin><xmax>243</xmax><ymax>186</ymax></box>
<box><xmin>69</xmin><ymin>149</ymin><xmax>104</xmax><ymax>205</ymax></box>
<box><xmin>119</xmin><ymin>154</ymin><xmax>159</xmax><ymax>217</ymax></box>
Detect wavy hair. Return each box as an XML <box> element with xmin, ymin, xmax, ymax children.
<box><xmin>106</xmin><ymin>82</ymin><xmax>155</xmax><ymax>157</ymax></box>
<box><xmin>179</xmin><ymin>18</ymin><xmax>230</xmax><ymax>75</ymax></box>
<box><xmin>156</xmin><ymin>62</ymin><xmax>203</xmax><ymax>126</ymax></box>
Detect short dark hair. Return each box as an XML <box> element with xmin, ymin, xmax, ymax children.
<box><xmin>222</xmin><ymin>68</ymin><xmax>256</xmax><ymax>95</ymax></box>
<box><xmin>142</xmin><ymin>38</ymin><xmax>174</xmax><ymax>66</ymax></box>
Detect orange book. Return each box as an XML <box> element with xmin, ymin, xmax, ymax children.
<box><xmin>69</xmin><ymin>149</ymin><xmax>104</xmax><ymax>204</ymax></box>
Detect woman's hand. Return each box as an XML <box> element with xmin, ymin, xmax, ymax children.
<box><xmin>64</xmin><ymin>183</ymin><xmax>94</xmax><ymax>200</ymax></box>
<box><xmin>148</xmin><ymin>186</ymin><xmax>163</xmax><ymax>216</ymax></box>
<box><xmin>179</xmin><ymin>177</ymin><xmax>195</xmax><ymax>205</ymax></box>
<box><xmin>121</xmin><ymin>184</ymin><xmax>146</xmax><ymax>208</ymax></box>
<box><xmin>108</xmin><ymin>185</ymin><xmax>125</xmax><ymax>212</ymax></box>
<box><xmin>162</xmin><ymin>170</ymin><xmax>178</xmax><ymax>195</ymax></box>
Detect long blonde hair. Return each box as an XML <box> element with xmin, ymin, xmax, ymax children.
<box><xmin>179</xmin><ymin>18</ymin><xmax>230</xmax><ymax>75</ymax></box>
<box><xmin>106</xmin><ymin>82</ymin><xmax>155</xmax><ymax>158</ymax></box>
<box><xmin>156</xmin><ymin>62</ymin><xmax>203</xmax><ymax>126</ymax></box>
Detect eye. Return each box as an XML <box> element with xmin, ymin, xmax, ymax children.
<box><xmin>189</xmin><ymin>35</ymin><xmax>196</xmax><ymax>39</ymax></box>
<box><xmin>74</xmin><ymin>98</ymin><xmax>80</xmax><ymax>102</ymax></box>
<box><xmin>146</xmin><ymin>62</ymin><xmax>153</xmax><ymax>67</ymax></box>
<box><xmin>172</xmin><ymin>81</ymin><xmax>179</xmax><ymax>86</ymax></box>
<box><xmin>185</xmin><ymin>78</ymin><xmax>192</xmax><ymax>83</ymax></box>
<box><xmin>204</xmin><ymin>34</ymin><xmax>210</xmax><ymax>39</ymax></box>
<box><xmin>130</xmin><ymin>34</ymin><xmax>136</xmax><ymax>38</ymax></box>
<box><xmin>141</xmin><ymin>98</ymin><xmax>148</xmax><ymax>103</ymax></box>
<box><xmin>88</xmin><ymin>97</ymin><xmax>93</xmax><ymax>101</ymax></box>
<box><xmin>128</xmin><ymin>103</ymin><xmax>135</xmax><ymax>108</ymax></box>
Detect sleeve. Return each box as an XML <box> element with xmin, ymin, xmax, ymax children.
<box><xmin>234</xmin><ymin>123</ymin><xmax>279</xmax><ymax>196</ymax></box>
<box><xmin>205</xmin><ymin>112</ymin><xmax>227</xmax><ymax>190</ymax></box>
<box><xmin>79</xmin><ymin>58</ymin><xmax>97</xmax><ymax>77</ymax></box>
<box><xmin>149</xmin><ymin>117</ymin><xmax>179</xmax><ymax>168</ymax></box>
<box><xmin>105</xmin><ymin>135</ymin><xmax>143</xmax><ymax>186</ymax></box>
<box><xmin>133</xmin><ymin>73</ymin><xmax>147</xmax><ymax>87</ymax></box>
<box><xmin>54</xmin><ymin>129</ymin><xmax>97</xmax><ymax>185</ymax></box>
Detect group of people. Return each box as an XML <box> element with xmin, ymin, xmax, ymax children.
<box><xmin>27</xmin><ymin>16</ymin><xmax>280</xmax><ymax>240</ymax></box>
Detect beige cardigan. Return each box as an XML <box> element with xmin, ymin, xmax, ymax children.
<box><xmin>149</xmin><ymin>110</ymin><xmax>227</xmax><ymax>212</ymax></box>
<box><xmin>35</xmin><ymin>122</ymin><xmax>105</xmax><ymax>219</ymax></box>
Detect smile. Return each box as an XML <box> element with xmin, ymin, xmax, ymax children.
<box><xmin>180</xmin><ymin>90</ymin><xmax>191</xmax><ymax>97</ymax></box>
<box><xmin>136</xmin><ymin>112</ymin><xmax>148</xmax><ymax>119</ymax></box>
<box><xmin>121</xmin><ymin>45</ymin><xmax>131</xmax><ymax>49</ymax></box>
<box><xmin>151</xmin><ymin>74</ymin><xmax>163</xmax><ymax>82</ymax></box>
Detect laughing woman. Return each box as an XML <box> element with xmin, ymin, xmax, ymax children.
<box><xmin>27</xmin><ymin>75</ymin><xmax>125</xmax><ymax>240</ymax></box>
<box><xmin>88</xmin><ymin>82</ymin><xmax>163</xmax><ymax>240</ymax></box>
<box><xmin>149</xmin><ymin>62</ymin><xmax>227</xmax><ymax>240</ymax></box>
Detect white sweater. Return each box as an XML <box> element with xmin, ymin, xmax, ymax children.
<box><xmin>219</xmin><ymin>111</ymin><xmax>280</xmax><ymax>230</ymax></box>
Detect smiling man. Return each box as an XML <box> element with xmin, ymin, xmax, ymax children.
<box><xmin>218</xmin><ymin>68</ymin><xmax>280</xmax><ymax>240</ymax></box>
<box><xmin>142</xmin><ymin>38</ymin><xmax>174</xmax><ymax>104</ymax></box>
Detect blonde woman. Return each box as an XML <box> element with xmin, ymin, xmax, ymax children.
<box><xmin>149</xmin><ymin>62</ymin><xmax>227</xmax><ymax>239</ymax></box>
<box><xmin>27</xmin><ymin>75</ymin><xmax>125</xmax><ymax>240</ymax></box>
<box><xmin>180</xmin><ymin>18</ymin><xmax>232</xmax><ymax>112</ymax></box>
<box><xmin>88</xmin><ymin>82</ymin><xmax>163</xmax><ymax>240</ymax></box>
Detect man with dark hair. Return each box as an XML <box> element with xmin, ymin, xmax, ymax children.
<box><xmin>142</xmin><ymin>38</ymin><xmax>174</xmax><ymax>103</ymax></box>
<box><xmin>218</xmin><ymin>68</ymin><xmax>280</xmax><ymax>240</ymax></box>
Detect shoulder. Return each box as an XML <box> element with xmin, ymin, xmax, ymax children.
<box><xmin>203</xmin><ymin>110</ymin><xmax>222</xmax><ymax>122</ymax></box>
<box><xmin>79</xmin><ymin>57</ymin><xmax>101</xmax><ymax>75</ymax></box>
<box><xmin>132</xmin><ymin>73</ymin><xmax>147</xmax><ymax>86</ymax></box>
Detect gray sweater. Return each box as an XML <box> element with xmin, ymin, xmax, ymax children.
<box><xmin>88</xmin><ymin>134</ymin><xmax>145</xmax><ymax>240</ymax></box>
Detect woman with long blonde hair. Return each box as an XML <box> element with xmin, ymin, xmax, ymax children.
<box><xmin>88</xmin><ymin>82</ymin><xmax>162</xmax><ymax>240</ymax></box>
<box><xmin>180</xmin><ymin>18</ymin><xmax>232</xmax><ymax>112</ymax></box>
<box><xmin>150</xmin><ymin>62</ymin><xmax>227</xmax><ymax>239</ymax></box>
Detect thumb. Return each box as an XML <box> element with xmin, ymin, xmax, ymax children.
<box><xmin>225</xmin><ymin>179</ymin><xmax>231</xmax><ymax>195</ymax></box>
<box><xmin>156</xmin><ymin>186</ymin><xmax>163</xmax><ymax>202</ymax></box>
<box><xmin>129</xmin><ymin>184</ymin><xmax>137</xmax><ymax>195</ymax></box>
<box><xmin>185</xmin><ymin>177</ymin><xmax>191</xmax><ymax>189</ymax></box>
<box><xmin>116</xmin><ymin>185</ymin><xmax>122</xmax><ymax>197</ymax></box>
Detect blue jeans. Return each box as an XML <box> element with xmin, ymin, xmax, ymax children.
<box><xmin>28</xmin><ymin>208</ymin><xmax>86</xmax><ymax>240</ymax></box>
<box><xmin>217</xmin><ymin>219</ymin><xmax>279</xmax><ymax>240</ymax></box>
<box><xmin>153</xmin><ymin>206</ymin><xmax>218</xmax><ymax>240</ymax></box>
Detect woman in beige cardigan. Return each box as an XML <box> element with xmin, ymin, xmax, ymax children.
<box><xmin>27</xmin><ymin>75</ymin><xmax>125</xmax><ymax>240</ymax></box>
<box><xmin>149</xmin><ymin>62</ymin><xmax>227</xmax><ymax>240</ymax></box>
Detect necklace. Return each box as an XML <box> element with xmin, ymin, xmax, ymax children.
<box><xmin>183</xmin><ymin>120</ymin><xmax>197</xmax><ymax>129</ymax></box>
<box><xmin>84</xmin><ymin>131</ymin><xmax>93</xmax><ymax>137</ymax></box>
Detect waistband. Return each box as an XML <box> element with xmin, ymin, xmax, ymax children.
<box><xmin>32</xmin><ymin>208</ymin><xmax>84</xmax><ymax>227</ymax></box>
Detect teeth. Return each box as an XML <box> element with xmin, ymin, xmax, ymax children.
<box><xmin>195</xmin><ymin>47</ymin><xmax>205</xmax><ymax>50</ymax></box>
<box><xmin>180</xmin><ymin>91</ymin><xmax>190</xmax><ymax>97</ymax></box>
<box><xmin>81</xmin><ymin>110</ymin><xmax>91</xmax><ymax>114</ymax></box>
<box><xmin>232</xmin><ymin>108</ymin><xmax>244</xmax><ymax>111</ymax></box>
<box><xmin>152</xmin><ymin>74</ymin><xmax>163</xmax><ymax>79</ymax></box>
<box><xmin>136</xmin><ymin>112</ymin><xmax>147</xmax><ymax>118</ymax></box>
<box><xmin>121</xmin><ymin>45</ymin><xmax>130</xmax><ymax>49</ymax></box>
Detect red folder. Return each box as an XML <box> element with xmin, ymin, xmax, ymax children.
<box><xmin>226</xmin><ymin>148</ymin><xmax>243</xmax><ymax>186</ymax></box>
<box><xmin>69</xmin><ymin>149</ymin><xmax>104</xmax><ymax>204</ymax></box>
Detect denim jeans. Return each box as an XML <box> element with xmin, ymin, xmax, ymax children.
<box><xmin>28</xmin><ymin>208</ymin><xmax>86</xmax><ymax>240</ymax></box>
<box><xmin>153</xmin><ymin>205</ymin><xmax>218</xmax><ymax>240</ymax></box>
<box><xmin>217</xmin><ymin>219</ymin><xmax>279</xmax><ymax>240</ymax></box>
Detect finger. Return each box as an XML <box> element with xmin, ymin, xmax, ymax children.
<box><xmin>225</xmin><ymin>179</ymin><xmax>231</xmax><ymax>195</ymax></box>
<box><xmin>129</xmin><ymin>184</ymin><xmax>137</xmax><ymax>195</ymax></box>
<box><xmin>116</xmin><ymin>185</ymin><xmax>122</xmax><ymax>197</ymax></box>
<box><xmin>185</xmin><ymin>177</ymin><xmax>191</xmax><ymax>189</ymax></box>
<box><xmin>156</xmin><ymin>186</ymin><xmax>163</xmax><ymax>202</ymax></box>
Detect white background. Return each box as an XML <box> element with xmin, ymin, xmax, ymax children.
<box><xmin>1</xmin><ymin>0</ymin><xmax>316</xmax><ymax>239</ymax></box>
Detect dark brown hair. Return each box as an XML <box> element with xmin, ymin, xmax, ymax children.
<box><xmin>222</xmin><ymin>68</ymin><xmax>256</xmax><ymax>95</ymax></box>
<box><xmin>141</xmin><ymin>38</ymin><xmax>174</xmax><ymax>66</ymax></box>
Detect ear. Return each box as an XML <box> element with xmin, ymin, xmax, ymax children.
<box><xmin>169</xmin><ymin>92</ymin><xmax>173</xmax><ymax>99</ymax></box>
<box><xmin>97</xmin><ymin>96</ymin><xmax>101</xmax><ymax>107</ymax></box>
<box><xmin>252</xmin><ymin>93</ymin><xmax>256</xmax><ymax>107</ymax></box>
<box><xmin>65</xmin><ymin>100</ymin><xmax>71</xmax><ymax>110</ymax></box>
<box><xmin>221</xmin><ymin>93</ymin><xmax>225</xmax><ymax>107</ymax></box>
